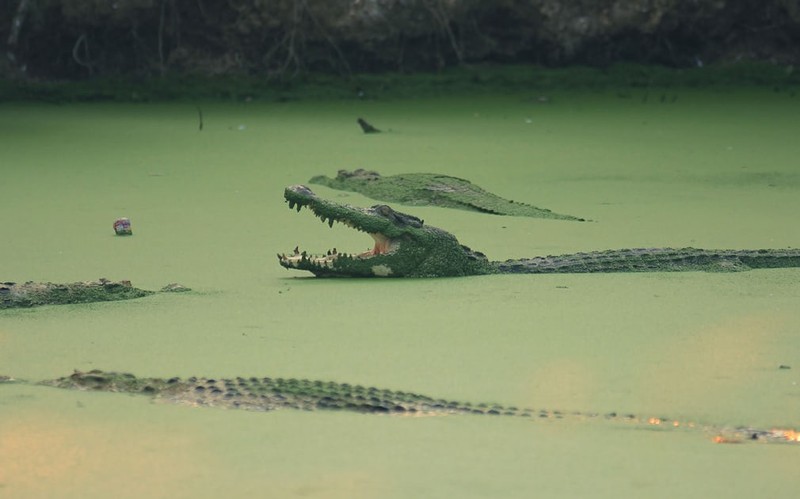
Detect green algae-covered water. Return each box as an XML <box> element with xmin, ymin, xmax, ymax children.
<box><xmin>2</xmin><ymin>88</ymin><xmax>800</xmax><ymax>498</ymax></box>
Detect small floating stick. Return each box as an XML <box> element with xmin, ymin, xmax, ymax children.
<box><xmin>357</xmin><ymin>117</ymin><xmax>381</xmax><ymax>134</ymax></box>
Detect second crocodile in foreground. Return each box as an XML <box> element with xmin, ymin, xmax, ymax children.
<box><xmin>279</xmin><ymin>185</ymin><xmax>800</xmax><ymax>277</ymax></box>
<box><xmin>2</xmin><ymin>369</ymin><xmax>796</xmax><ymax>445</ymax></box>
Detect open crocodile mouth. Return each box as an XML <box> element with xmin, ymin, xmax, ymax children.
<box><xmin>278</xmin><ymin>185</ymin><xmax>403</xmax><ymax>271</ymax></box>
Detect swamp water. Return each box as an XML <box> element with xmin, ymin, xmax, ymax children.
<box><xmin>1</xmin><ymin>89</ymin><xmax>799</xmax><ymax>498</ymax></box>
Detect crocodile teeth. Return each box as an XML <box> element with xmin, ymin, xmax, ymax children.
<box><xmin>288</xmin><ymin>200</ymin><xmax>296</xmax><ymax>210</ymax></box>
<box><xmin>328</xmin><ymin>219</ymin><xmax>334</xmax><ymax>228</ymax></box>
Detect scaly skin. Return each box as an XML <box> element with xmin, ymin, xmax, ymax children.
<box><xmin>2</xmin><ymin>370</ymin><xmax>796</xmax><ymax>444</ymax></box>
<box><xmin>39</xmin><ymin>370</ymin><xmax>496</xmax><ymax>414</ymax></box>
<box><xmin>280</xmin><ymin>185</ymin><xmax>491</xmax><ymax>277</ymax></box>
<box><xmin>309</xmin><ymin>169</ymin><xmax>586</xmax><ymax>220</ymax></box>
<box><xmin>278</xmin><ymin>185</ymin><xmax>800</xmax><ymax>277</ymax></box>
<box><xmin>0</xmin><ymin>279</ymin><xmax>189</xmax><ymax>309</ymax></box>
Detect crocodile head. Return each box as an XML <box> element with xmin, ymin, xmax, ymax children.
<box><xmin>278</xmin><ymin>185</ymin><xmax>492</xmax><ymax>277</ymax></box>
<box><xmin>43</xmin><ymin>369</ymin><xmax>173</xmax><ymax>394</ymax></box>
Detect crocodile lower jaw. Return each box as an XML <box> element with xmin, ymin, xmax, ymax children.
<box><xmin>278</xmin><ymin>232</ymin><xmax>400</xmax><ymax>270</ymax></box>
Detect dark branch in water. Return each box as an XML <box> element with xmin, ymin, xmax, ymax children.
<box><xmin>197</xmin><ymin>106</ymin><xmax>203</xmax><ymax>131</ymax></box>
<box><xmin>357</xmin><ymin>118</ymin><xmax>380</xmax><ymax>134</ymax></box>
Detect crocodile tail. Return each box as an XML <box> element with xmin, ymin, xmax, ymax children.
<box><xmin>493</xmin><ymin>247</ymin><xmax>800</xmax><ymax>274</ymax></box>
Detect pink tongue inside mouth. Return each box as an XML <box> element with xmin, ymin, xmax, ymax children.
<box><xmin>367</xmin><ymin>233</ymin><xmax>391</xmax><ymax>256</ymax></box>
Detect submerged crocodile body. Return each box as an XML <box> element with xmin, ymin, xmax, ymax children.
<box><xmin>279</xmin><ymin>185</ymin><xmax>800</xmax><ymax>277</ymax></box>
<box><xmin>309</xmin><ymin>169</ymin><xmax>586</xmax><ymax>220</ymax></box>
<box><xmin>1</xmin><ymin>370</ymin><xmax>796</xmax><ymax>445</ymax></box>
<box><xmin>0</xmin><ymin>279</ymin><xmax>189</xmax><ymax>309</ymax></box>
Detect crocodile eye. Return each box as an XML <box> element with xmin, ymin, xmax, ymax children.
<box><xmin>378</xmin><ymin>205</ymin><xmax>392</xmax><ymax>216</ymax></box>
<box><xmin>84</xmin><ymin>375</ymin><xmax>109</xmax><ymax>384</ymax></box>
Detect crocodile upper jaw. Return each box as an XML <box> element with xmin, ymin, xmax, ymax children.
<box><xmin>278</xmin><ymin>185</ymin><xmax>409</xmax><ymax>275</ymax></box>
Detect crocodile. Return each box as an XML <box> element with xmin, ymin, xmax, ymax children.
<box><xmin>0</xmin><ymin>279</ymin><xmax>189</xmax><ymax>309</ymax></box>
<box><xmin>1</xmin><ymin>370</ymin><xmax>796</xmax><ymax>445</ymax></box>
<box><xmin>278</xmin><ymin>185</ymin><xmax>800</xmax><ymax>277</ymax></box>
<box><xmin>308</xmin><ymin>169</ymin><xmax>586</xmax><ymax>220</ymax></box>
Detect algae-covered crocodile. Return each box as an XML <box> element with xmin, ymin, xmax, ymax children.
<box><xmin>281</xmin><ymin>185</ymin><xmax>800</xmax><ymax>277</ymax></box>
<box><xmin>278</xmin><ymin>185</ymin><xmax>800</xmax><ymax>277</ymax></box>
<box><xmin>309</xmin><ymin>169</ymin><xmax>586</xmax><ymax>220</ymax></box>
<box><xmin>1</xmin><ymin>370</ymin><xmax>796</xmax><ymax>445</ymax></box>
<box><xmin>0</xmin><ymin>279</ymin><xmax>189</xmax><ymax>309</ymax></box>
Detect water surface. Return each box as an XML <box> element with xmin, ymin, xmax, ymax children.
<box><xmin>1</xmin><ymin>89</ymin><xmax>799</xmax><ymax>498</ymax></box>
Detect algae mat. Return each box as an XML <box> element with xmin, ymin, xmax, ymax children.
<box><xmin>1</xmin><ymin>89</ymin><xmax>800</xmax><ymax>498</ymax></box>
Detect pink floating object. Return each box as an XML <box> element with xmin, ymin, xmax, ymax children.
<box><xmin>114</xmin><ymin>217</ymin><xmax>132</xmax><ymax>236</ymax></box>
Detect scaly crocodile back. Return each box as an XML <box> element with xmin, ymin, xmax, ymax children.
<box><xmin>18</xmin><ymin>370</ymin><xmax>798</xmax><ymax>444</ymax></box>
<box><xmin>493</xmin><ymin>247</ymin><xmax>800</xmax><ymax>274</ymax></box>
